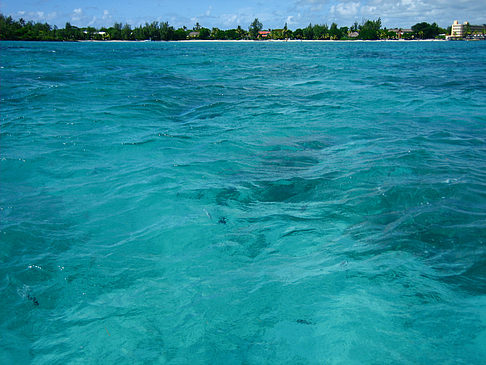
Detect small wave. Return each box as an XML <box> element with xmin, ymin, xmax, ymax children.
<box><xmin>292</xmin><ymin>80</ymin><xmax>324</xmax><ymax>87</ymax></box>
<box><xmin>122</xmin><ymin>138</ymin><xmax>156</xmax><ymax>146</ymax></box>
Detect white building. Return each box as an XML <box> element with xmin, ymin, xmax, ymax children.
<box><xmin>449</xmin><ymin>20</ymin><xmax>486</xmax><ymax>39</ymax></box>
<box><xmin>451</xmin><ymin>20</ymin><xmax>464</xmax><ymax>37</ymax></box>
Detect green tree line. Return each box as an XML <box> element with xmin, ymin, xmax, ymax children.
<box><xmin>0</xmin><ymin>14</ymin><xmax>447</xmax><ymax>41</ymax></box>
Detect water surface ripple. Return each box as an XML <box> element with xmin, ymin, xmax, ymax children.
<box><xmin>1</xmin><ymin>41</ymin><xmax>486</xmax><ymax>364</ymax></box>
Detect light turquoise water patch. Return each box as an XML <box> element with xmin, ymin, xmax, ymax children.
<box><xmin>1</xmin><ymin>41</ymin><xmax>486</xmax><ymax>364</ymax></box>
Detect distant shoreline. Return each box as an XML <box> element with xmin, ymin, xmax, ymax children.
<box><xmin>74</xmin><ymin>39</ymin><xmax>448</xmax><ymax>43</ymax></box>
<box><xmin>0</xmin><ymin>39</ymin><xmax>457</xmax><ymax>44</ymax></box>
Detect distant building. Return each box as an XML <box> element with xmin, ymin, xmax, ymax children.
<box><xmin>388</xmin><ymin>28</ymin><xmax>412</xmax><ymax>39</ymax></box>
<box><xmin>449</xmin><ymin>20</ymin><xmax>486</xmax><ymax>39</ymax></box>
<box><xmin>188</xmin><ymin>31</ymin><xmax>200</xmax><ymax>38</ymax></box>
<box><xmin>258</xmin><ymin>30</ymin><xmax>271</xmax><ymax>38</ymax></box>
<box><xmin>451</xmin><ymin>20</ymin><xmax>464</xmax><ymax>37</ymax></box>
<box><xmin>82</xmin><ymin>30</ymin><xmax>108</xmax><ymax>40</ymax></box>
<box><xmin>348</xmin><ymin>31</ymin><xmax>359</xmax><ymax>38</ymax></box>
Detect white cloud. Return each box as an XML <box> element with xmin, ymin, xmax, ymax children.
<box><xmin>47</xmin><ymin>12</ymin><xmax>57</xmax><ymax>21</ymax></box>
<box><xmin>71</xmin><ymin>8</ymin><xmax>83</xmax><ymax>22</ymax></box>
<box><xmin>87</xmin><ymin>16</ymin><xmax>97</xmax><ymax>26</ymax></box>
<box><xmin>13</xmin><ymin>10</ymin><xmax>58</xmax><ymax>23</ymax></box>
<box><xmin>8</xmin><ymin>0</ymin><xmax>486</xmax><ymax>30</ymax></box>
<box><xmin>291</xmin><ymin>0</ymin><xmax>486</xmax><ymax>28</ymax></box>
<box><xmin>101</xmin><ymin>9</ymin><xmax>113</xmax><ymax>24</ymax></box>
<box><xmin>222</xmin><ymin>14</ymin><xmax>238</xmax><ymax>26</ymax></box>
<box><xmin>331</xmin><ymin>2</ymin><xmax>360</xmax><ymax>16</ymax></box>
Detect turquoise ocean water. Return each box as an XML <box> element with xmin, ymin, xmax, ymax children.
<box><xmin>1</xmin><ymin>40</ymin><xmax>486</xmax><ymax>363</ymax></box>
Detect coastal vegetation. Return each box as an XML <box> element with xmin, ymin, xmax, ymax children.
<box><xmin>0</xmin><ymin>13</ymin><xmax>450</xmax><ymax>41</ymax></box>
<box><xmin>248</xmin><ymin>18</ymin><xmax>263</xmax><ymax>40</ymax></box>
<box><xmin>411</xmin><ymin>22</ymin><xmax>442</xmax><ymax>39</ymax></box>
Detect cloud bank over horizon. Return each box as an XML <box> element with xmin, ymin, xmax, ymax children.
<box><xmin>1</xmin><ymin>0</ymin><xmax>485</xmax><ymax>29</ymax></box>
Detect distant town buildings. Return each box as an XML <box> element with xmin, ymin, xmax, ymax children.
<box><xmin>451</xmin><ymin>20</ymin><xmax>464</xmax><ymax>37</ymax></box>
<box><xmin>258</xmin><ymin>30</ymin><xmax>271</xmax><ymax>38</ymax></box>
<box><xmin>448</xmin><ymin>20</ymin><xmax>486</xmax><ymax>39</ymax></box>
<box><xmin>82</xmin><ymin>30</ymin><xmax>108</xmax><ymax>40</ymax></box>
<box><xmin>388</xmin><ymin>28</ymin><xmax>412</xmax><ymax>39</ymax></box>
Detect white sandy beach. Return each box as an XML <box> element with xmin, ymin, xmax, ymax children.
<box><xmin>79</xmin><ymin>38</ymin><xmax>447</xmax><ymax>43</ymax></box>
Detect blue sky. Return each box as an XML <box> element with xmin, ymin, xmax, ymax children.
<box><xmin>1</xmin><ymin>0</ymin><xmax>484</xmax><ymax>29</ymax></box>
